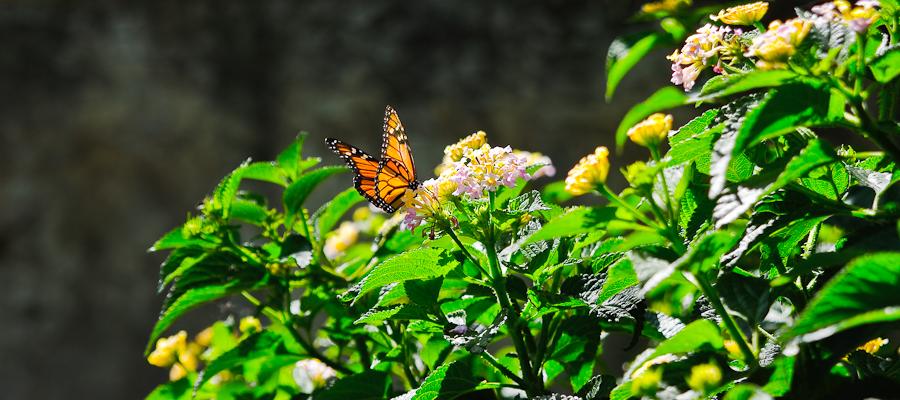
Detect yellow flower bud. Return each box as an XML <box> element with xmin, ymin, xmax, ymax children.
<box><xmin>712</xmin><ymin>2</ymin><xmax>769</xmax><ymax>25</ymax></box>
<box><xmin>641</xmin><ymin>0</ymin><xmax>692</xmax><ymax>14</ymax></box>
<box><xmin>565</xmin><ymin>146</ymin><xmax>610</xmax><ymax>196</ymax></box>
<box><xmin>444</xmin><ymin>131</ymin><xmax>488</xmax><ymax>162</ymax></box>
<box><xmin>686</xmin><ymin>363</ymin><xmax>722</xmax><ymax>393</ymax></box>
<box><xmin>859</xmin><ymin>337</ymin><xmax>888</xmax><ymax>354</ymax></box>
<box><xmin>631</xmin><ymin>367</ymin><xmax>663</xmax><ymax>396</ymax></box>
<box><xmin>724</xmin><ymin>339</ymin><xmax>743</xmax><ymax>359</ymax></box>
<box><xmin>169</xmin><ymin>363</ymin><xmax>187</xmax><ymax>381</ymax></box>
<box><xmin>352</xmin><ymin>206</ymin><xmax>371</xmax><ymax>222</ymax></box>
<box><xmin>239</xmin><ymin>316</ymin><xmax>262</xmax><ymax>334</ymax></box>
<box><xmin>627</xmin><ymin>113</ymin><xmax>673</xmax><ymax>148</ymax></box>
<box><xmin>195</xmin><ymin>326</ymin><xmax>214</xmax><ymax>347</ymax></box>
<box><xmin>746</xmin><ymin>18</ymin><xmax>812</xmax><ymax>70</ymax></box>
<box><xmin>147</xmin><ymin>331</ymin><xmax>188</xmax><ymax>367</ymax></box>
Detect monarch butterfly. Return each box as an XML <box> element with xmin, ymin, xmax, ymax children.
<box><xmin>326</xmin><ymin>106</ymin><xmax>421</xmax><ymax>213</ymax></box>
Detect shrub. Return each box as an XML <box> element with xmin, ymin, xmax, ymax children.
<box><xmin>146</xmin><ymin>1</ymin><xmax>900</xmax><ymax>399</ymax></box>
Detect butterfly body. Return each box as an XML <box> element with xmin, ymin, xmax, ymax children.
<box><xmin>326</xmin><ymin>106</ymin><xmax>419</xmax><ymax>213</ymax></box>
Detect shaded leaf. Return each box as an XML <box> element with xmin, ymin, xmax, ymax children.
<box><xmin>314</xmin><ymin>370</ymin><xmax>391</xmax><ymax>400</ymax></box>
<box><xmin>787</xmin><ymin>252</ymin><xmax>900</xmax><ymax>342</ymax></box>
<box><xmin>283</xmin><ymin>166</ymin><xmax>346</xmax><ymax>219</ymax></box>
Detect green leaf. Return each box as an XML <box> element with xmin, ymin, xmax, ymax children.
<box><xmin>199</xmin><ymin>330</ymin><xmax>284</xmax><ymax>387</ymax></box>
<box><xmin>354</xmin><ymin>304</ymin><xmax>433</xmax><ymax>325</ymax></box>
<box><xmin>277</xmin><ymin>133</ymin><xmax>320</xmax><ymax>181</ymax></box>
<box><xmin>145</xmin><ymin>280</ymin><xmax>260</xmax><ymax>355</ymax></box>
<box><xmin>787</xmin><ymin>252</ymin><xmax>900</xmax><ymax>342</ymax></box>
<box><xmin>505</xmin><ymin>190</ymin><xmax>550</xmax><ymax>213</ymax></box>
<box><xmin>717</xmin><ymin>272</ymin><xmax>773</xmax><ymax>325</ymax></box>
<box><xmin>314</xmin><ymin>187</ymin><xmax>365</xmax><ymax>239</ymax></box>
<box><xmin>213</xmin><ymin>161</ymin><xmax>248</xmax><ymax>220</ymax></box>
<box><xmin>668</xmin><ymin>108</ymin><xmax>720</xmax><ymax>146</ymax></box>
<box><xmin>150</xmin><ymin>227</ymin><xmax>217</xmax><ymax>251</ymax></box>
<box><xmin>724</xmin><ymin>384</ymin><xmax>774</xmax><ymax>400</ymax></box>
<box><xmin>713</xmin><ymin>140</ymin><xmax>837</xmax><ymax>228</ymax></box>
<box><xmin>524</xmin><ymin>207</ymin><xmax>617</xmax><ymax>244</ymax></box>
<box><xmin>695</xmin><ymin>70</ymin><xmax>798</xmax><ymax>101</ymax></box>
<box><xmin>869</xmin><ymin>47</ymin><xmax>900</xmax><ymax>83</ymax></box>
<box><xmin>241</xmin><ymin>161</ymin><xmax>288</xmax><ymax>186</ymax></box>
<box><xmin>597</xmin><ymin>258</ymin><xmax>639</xmax><ymax>304</ymax></box>
<box><xmin>231</xmin><ymin>198</ymin><xmax>269</xmax><ymax>225</ymax></box>
<box><xmin>146</xmin><ymin>379</ymin><xmax>191</xmax><ymax>400</ymax></box>
<box><xmin>735</xmin><ymin>81</ymin><xmax>845</xmax><ymax>158</ymax></box>
<box><xmin>616</xmin><ymin>87</ymin><xmax>689</xmax><ymax>150</ymax></box>
<box><xmin>673</xmin><ymin>231</ymin><xmax>737</xmax><ymax>275</ymax></box>
<box><xmin>606</xmin><ymin>32</ymin><xmax>666</xmax><ymax>100</ymax></box>
<box><xmin>762</xmin><ymin>355</ymin><xmax>795</xmax><ymax>396</ymax></box>
<box><xmin>645</xmin><ymin>319</ymin><xmax>724</xmax><ymax>361</ymax></box>
<box><xmin>283</xmin><ymin>166</ymin><xmax>347</xmax><ymax>219</ymax></box>
<box><xmin>411</xmin><ymin>358</ymin><xmax>485</xmax><ymax>400</ymax></box>
<box><xmin>354</xmin><ymin>247</ymin><xmax>459</xmax><ymax>301</ymax></box>
<box><xmin>314</xmin><ymin>370</ymin><xmax>391</xmax><ymax>400</ymax></box>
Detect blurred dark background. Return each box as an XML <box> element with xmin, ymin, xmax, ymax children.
<box><xmin>0</xmin><ymin>1</ymin><xmax>809</xmax><ymax>398</ymax></box>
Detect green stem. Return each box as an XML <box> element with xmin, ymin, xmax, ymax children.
<box><xmin>694</xmin><ymin>273</ymin><xmax>757</xmax><ymax>367</ymax></box>
<box><xmin>483</xmin><ymin>201</ymin><xmax>542</xmax><ymax>395</ymax></box>
<box><xmin>753</xmin><ymin>21</ymin><xmax>766</xmax><ymax>33</ymax></box>
<box><xmin>596</xmin><ymin>184</ymin><xmax>662</xmax><ymax>229</ymax></box>
<box><xmin>854</xmin><ymin>34</ymin><xmax>865</xmax><ymax>97</ymax></box>
<box><xmin>650</xmin><ymin>146</ymin><xmax>677</xmax><ymax>230</ymax></box>
<box><xmin>447</xmin><ymin>228</ymin><xmax>489</xmax><ymax>277</ymax></box>
<box><xmin>480</xmin><ymin>351</ymin><xmax>529</xmax><ymax>388</ymax></box>
<box><xmin>354</xmin><ymin>336</ymin><xmax>371</xmax><ymax>370</ymax></box>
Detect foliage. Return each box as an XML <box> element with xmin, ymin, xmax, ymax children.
<box><xmin>145</xmin><ymin>1</ymin><xmax>900</xmax><ymax>399</ymax></box>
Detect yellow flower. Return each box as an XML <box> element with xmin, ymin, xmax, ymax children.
<box><xmin>631</xmin><ymin>367</ymin><xmax>663</xmax><ymax>396</ymax></box>
<box><xmin>712</xmin><ymin>2</ymin><xmax>769</xmax><ymax>25</ymax></box>
<box><xmin>627</xmin><ymin>113</ymin><xmax>673</xmax><ymax>147</ymax></box>
<box><xmin>444</xmin><ymin>131</ymin><xmax>487</xmax><ymax>162</ymax></box>
<box><xmin>686</xmin><ymin>362</ymin><xmax>722</xmax><ymax>392</ymax></box>
<box><xmin>147</xmin><ymin>331</ymin><xmax>188</xmax><ymax>367</ymax></box>
<box><xmin>724</xmin><ymin>339</ymin><xmax>743</xmax><ymax>359</ymax></box>
<box><xmin>195</xmin><ymin>326</ymin><xmax>214</xmax><ymax>347</ymax></box>
<box><xmin>169</xmin><ymin>363</ymin><xmax>188</xmax><ymax>381</ymax></box>
<box><xmin>859</xmin><ymin>337</ymin><xmax>889</xmax><ymax>354</ymax></box>
<box><xmin>642</xmin><ymin>0</ymin><xmax>691</xmax><ymax>14</ymax></box>
<box><xmin>323</xmin><ymin>221</ymin><xmax>360</xmax><ymax>259</ymax></box>
<box><xmin>239</xmin><ymin>316</ymin><xmax>262</xmax><ymax>334</ymax></box>
<box><xmin>352</xmin><ymin>206</ymin><xmax>371</xmax><ymax>222</ymax></box>
<box><xmin>746</xmin><ymin>18</ymin><xmax>812</xmax><ymax>69</ymax></box>
<box><xmin>565</xmin><ymin>146</ymin><xmax>610</xmax><ymax>196</ymax></box>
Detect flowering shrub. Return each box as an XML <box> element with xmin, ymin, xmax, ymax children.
<box><xmin>146</xmin><ymin>1</ymin><xmax>900</xmax><ymax>399</ymax></box>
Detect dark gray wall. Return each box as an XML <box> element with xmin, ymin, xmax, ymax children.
<box><xmin>0</xmin><ymin>1</ymin><xmax>800</xmax><ymax>398</ymax></box>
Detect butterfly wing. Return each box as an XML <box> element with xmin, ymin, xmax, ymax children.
<box><xmin>326</xmin><ymin>138</ymin><xmax>380</xmax><ymax>205</ymax></box>
<box><xmin>375</xmin><ymin>157</ymin><xmax>415</xmax><ymax>212</ymax></box>
<box><xmin>381</xmin><ymin>105</ymin><xmax>417</xmax><ymax>183</ymax></box>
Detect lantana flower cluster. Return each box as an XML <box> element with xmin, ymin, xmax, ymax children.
<box><xmin>812</xmin><ymin>0</ymin><xmax>881</xmax><ymax>33</ymax></box>
<box><xmin>667</xmin><ymin>24</ymin><xmax>740</xmax><ymax>90</ymax></box>
<box><xmin>402</xmin><ymin>131</ymin><xmax>551</xmax><ymax>230</ymax></box>
<box><xmin>746</xmin><ymin>18</ymin><xmax>813</xmax><ymax>70</ymax></box>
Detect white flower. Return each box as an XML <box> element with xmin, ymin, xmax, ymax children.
<box><xmin>292</xmin><ymin>359</ymin><xmax>337</xmax><ymax>393</ymax></box>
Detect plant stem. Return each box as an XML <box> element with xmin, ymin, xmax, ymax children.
<box><xmin>694</xmin><ymin>273</ymin><xmax>757</xmax><ymax>367</ymax></box>
<box><xmin>480</xmin><ymin>351</ymin><xmax>529</xmax><ymax>388</ymax></box>
<box><xmin>596</xmin><ymin>184</ymin><xmax>662</xmax><ymax>230</ymax></box>
<box><xmin>447</xmin><ymin>228</ymin><xmax>489</xmax><ymax>277</ymax></box>
<box><xmin>650</xmin><ymin>146</ymin><xmax>677</xmax><ymax>230</ymax></box>
<box><xmin>354</xmin><ymin>336</ymin><xmax>371</xmax><ymax>370</ymax></box>
<box><xmin>485</xmin><ymin>191</ymin><xmax>542</xmax><ymax>396</ymax></box>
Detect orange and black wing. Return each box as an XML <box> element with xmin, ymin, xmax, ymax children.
<box><xmin>381</xmin><ymin>105</ymin><xmax>417</xmax><ymax>183</ymax></box>
<box><xmin>374</xmin><ymin>157</ymin><xmax>416</xmax><ymax>212</ymax></box>
<box><xmin>326</xmin><ymin>138</ymin><xmax>380</xmax><ymax>205</ymax></box>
